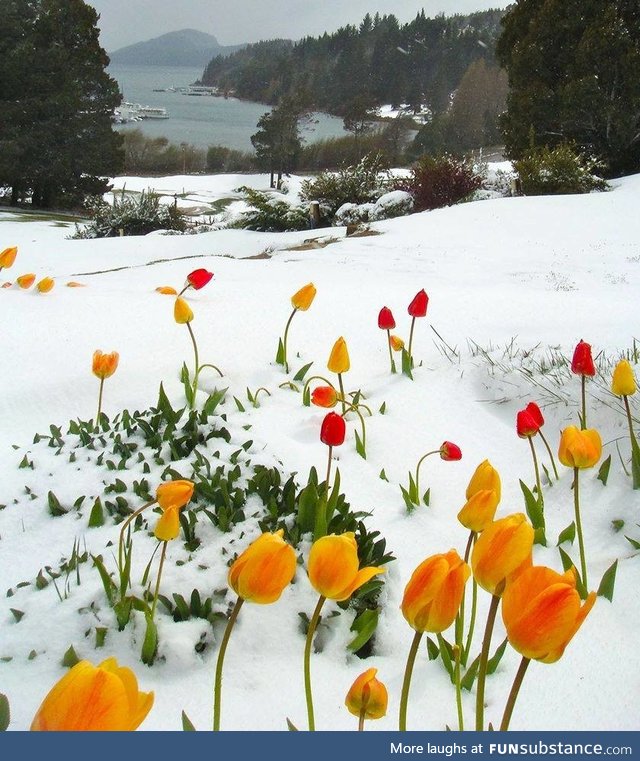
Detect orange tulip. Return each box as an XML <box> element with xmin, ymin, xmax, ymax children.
<box><xmin>16</xmin><ymin>273</ymin><xmax>35</xmax><ymax>289</ymax></box>
<box><xmin>174</xmin><ymin>296</ymin><xmax>194</xmax><ymax>324</ymax></box>
<box><xmin>471</xmin><ymin>513</ymin><xmax>534</xmax><ymax>596</ymax></box>
<box><xmin>308</xmin><ymin>533</ymin><xmax>384</xmax><ymax>601</ymax></box>
<box><xmin>558</xmin><ymin>426</ymin><xmax>602</xmax><ymax>469</ymax></box>
<box><xmin>228</xmin><ymin>530</ymin><xmax>297</xmax><ymax>604</ymax></box>
<box><xmin>0</xmin><ymin>246</ymin><xmax>17</xmax><ymax>269</ymax></box>
<box><xmin>327</xmin><ymin>337</ymin><xmax>350</xmax><ymax>374</ymax></box>
<box><xmin>291</xmin><ymin>282</ymin><xmax>316</xmax><ymax>311</ymax></box>
<box><xmin>345</xmin><ymin>668</ymin><xmax>388</xmax><ymax>721</ymax></box>
<box><xmin>36</xmin><ymin>276</ymin><xmax>55</xmax><ymax>293</ymax></box>
<box><xmin>92</xmin><ymin>350</ymin><xmax>119</xmax><ymax>380</ymax></box>
<box><xmin>401</xmin><ymin>550</ymin><xmax>470</xmax><ymax>633</ymax></box>
<box><xmin>156</xmin><ymin>480</ymin><xmax>194</xmax><ymax>511</ymax></box>
<box><xmin>31</xmin><ymin>657</ymin><xmax>153</xmax><ymax>731</ymax></box>
<box><xmin>465</xmin><ymin>459</ymin><xmax>501</xmax><ymax>502</ymax></box>
<box><xmin>457</xmin><ymin>489</ymin><xmax>499</xmax><ymax>533</ymax></box>
<box><xmin>502</xmin><ymin>566</ymin><xmax>596</xmax><ymax>663</ymax></box>
<box><xmin>156</xmin><ymin>286</ymin><xmax>177</xmax><ymax>295</ymax></box>
<box><xmin>389</xmin><ymin>335</ymin><xmax>404</xmax><ymax>352</ymax></box>
<box><xmin>311</xmin><ymin>386</ymin><xmax>339</xmax><ymax>408</ymax></box>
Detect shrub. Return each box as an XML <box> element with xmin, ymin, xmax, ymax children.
<box><xmin>206</xmin><ymin>145</ymin><xmax>256</xmax><ymax>173</ymax></box>
<box><xmin>231</xmin><ymin>186</ymin><xmax>310</xmax><ymax>232</ymax></box>
<box><xmin>71</xmin><ymin>190</ymin><xmax>188</xmax><ymax>238</ymax></box>
<box><xmin>513</xmin><ymin>143</ymin><xmax>608</xmax><ymax>196</ymax></box>
<box><xmin>394</xmin><ymin>154</ymin><xmax>484</xmax><ymax>212</ymax></box>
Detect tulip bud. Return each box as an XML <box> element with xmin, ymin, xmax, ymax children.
<box><xmin>440</xmin><ymin>441</ymin><xmax>462</xmax><ymax>461</ymax></box>
<box><xmin>36</xmin><ymin>277</ymin><xmax>55</xmax><ymax>293</ymax></box>
<box><xmin>228</xmin><ymin>530</ymin><xmax>297</xmax><ymax>604</ymax></box>
<box><xmin>0</xmin><ymin>246</ymin><xmax>18</xmax><ymax>269</ymax></box>
<box><xmin>31</xmin><ymin>657</ymin><xmax>154</xmax><ymax>731</ymax></box>
<box><xmin>465</xmin><ymin>459</ymin><xmax>501</xmax><ymax>503</ymax></box>
<box><xmin>311</xmin><ymin>386</ymin><xmax>338</xmax><ymax>408</ymax></box>
<box><xmin>611</xmin><ymin>359</ymin><xmax>637</xmax><ymax>397</ymax></box>
<box><xmin>308</xmin><ymin>532</ymin><xmax>385</xmax><ymax>601</ymax></box>
<box><xmin>186</xmin><ymin>268</ymin><xmax>213</xmax><ymax>290</ymax></box>
<box><xmin>571</xmin><ymin>340</ymin><xmax>596</xmax><ymax>376</ymax></box>
<box><xmin>471</xmin><ymin>513</ymin><xmax>534</xmax><ymax>595</ymax></box>
<box><xmin>525</xmin><ymin>401</ymin><xmax>544</xmax><ymax>428</ymax></box>
<box><xmin>558</xmin><ymin>426</ymin><xmax>602</xmax><ymax>469</ymax></box>
<box><xmin>320</xmin><ymin>411</ymin><xmax>346</xmax><ymax>447</ymax></box>
<box><xmin>516</xmin><ymin>409</ymin><xmax>540</xmax><ymax>438</ymax></box>
<box><xmin>174</xmin><ymin>296</ymin><xmax>194</xmax><ymax>324</ymax></box>
<box><xmin>154</xmin><ymin>507</ymin><xmax>181</xmax><ymax>542</ymax></box>
<box><xmin>408</xmin><ymin>289</ymin><xmax>428</xmax><ymax>318</ymax></box>
<box><xmin>390</xmin><ymin>335</ymin><xmax>404</xmax><ymax>352</ymax></box>
<box><xmin>156</xmin><ymin>286</ymin><xmax>177</xmax><ymax>295</ymax></box>
<box><xmin>345</xmin><ymin>668</ymin><xmax>388</xmax><ymax>720</ymax></box>
<box><xmin>291</xmin><ymin>282</ymin><xmax>316</xmax><ymax>311</ymax></box>
<box><xmin>378</xmin><ymin>306</ymin><xmax>396</xmax><ymax>330</ymax></box>
<box><xmin>156</xmin><ymin>480</ymin><xmax>194</xmax><ymax>511</ymax></box>
<box><xmin>17</xmin><ymin>273</ymin><xmax>36</xmax><ymax>289</ymax></box>
<box><xmin>327</xmin><ymin>336</ymin><xmax>350</xmax><ymax>374</ymax></box>
<box><xmin>92</xmin><ymin>350</ymin><xmax>119</xmax><ymax>380</ymax></box>
<box><xmin>457</xmin><ymin>489</ymin><xmax>499</xmax><ymax>532</ymax></box>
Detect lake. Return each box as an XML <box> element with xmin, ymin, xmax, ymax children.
<box><xmin>108</xmin><ymin>64</ymin><xmax>349</xmax><ymax>152</ymax></box>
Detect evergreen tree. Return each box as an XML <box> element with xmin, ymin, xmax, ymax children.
<box><xmin>497</xmin><ymin>0</ymin><xmax>640</xmax><ymax>177</ymax></box>
<box><xmin>251</xmin><ymin>96</ymin><xmax>304</xmax><ymax>188</ymax></box>
<box><xmin>0</xmin><ymin>0</ymin><xmax>123</xmax><ymax>208</ymax></box>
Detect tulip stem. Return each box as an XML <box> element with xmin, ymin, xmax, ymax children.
<box><xmin>454</xmin><ymin>644</ymin><xmax>464</xmax><ymax>731</ymax></box>
<box><xmin>573</xmin><ymin>467</ymin><xmax>588</xmax><ymax>591</ymax></box>
<box><xmin>337</xmin><ymin>373</ymin><xmax>347</xmax><ymax>416</ymax></box>
<box><xmin>580</xmin><ymin>375</ymin><xmax>587</xmax><ymax>429</ymax></box>
<box><xmin>538</xmin><ymin>429</ymin><xmax>559</xmax><ymax>480</ymax></box>
<box><xmin>623</xmin><ymin>395</ymin><xmax>640</xmax><ymax>489</ymax></box>
<box><xmin>149</xmin><ymin>541</ymin><xmax>167</xmax><ymax>620</ymax></box>
<box><xmin>213</xmin><ymin>597</ymin><xmax>244</xmax><ymax>731</ymax></box>
<box><xmin>386</xmin><ymin>329</ymin><xmax>397</xmax><ymax>374</ymax></box>
<box><xmin>96</xmin><ymin>378</ymin><xmax>105</xmax><ymax>427</ymax></box>
<box><xmin>358</xmin><ymin>709</ymin><xmax>366</xmax><ymax>732</ymax></box>
<box><xmin>475</xmin><ymin>593</ymin><xmax>500</xmax><ymax>731</ymax></box>
<box><xmin>414</xmin><ymin>450</ymin><xmax>440</xmax><ymax>506</ymax></box>
<box><xmin>118</xmin><ymin>500</ymin><xmax>156</xmax><ymax>581</ymax></box>
<box><xmin>304</xmin><ymin>595</ymin><xmax>326</xmax><ymax>731</ymax></box>
<box><xmin>407</xmin><ymin>316</ymin><xmax>417</xmax><ymax>368</ymax></box>
<box><xmin>281</xmin><ymin>307</ymin><xmax>297</xmax><ymax>374</ymax></box>
<box><xmin>499</xmin><ymin>656</ymin><xmax>530</xmax><ymax>731</ymax></box>
<box><xmin>344</xmin><ymin>403</ymin><xmax>367</xmax><ymax>453</ymax></box>
<box><xmin>463</xmin><ymin>577</ymin><xmax>478</xmax><ymax>665</ymax></box>
<box><xmin>399</xmin><ymin>630</ymin><xmax>423</xmax><ymax>731</ymax></box>
<box><xmin>302</xmin><ymin>375</ymin><xmax>337</xmax><ymax>401</ymax></box>
<box><xmin>456</xmin><ymin>531</ymin><xmax>476</xmax><ymax>665</ymax></box>
<box><xmin>186</xmin><ymin>322</ymin><xmax>200</xmax><ymax>404</ymax></box>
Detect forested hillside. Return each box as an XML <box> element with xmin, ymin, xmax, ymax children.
<box><xmin>199</xmin><ymin>9</ymin><xmax>505</xmax><ymax>117</ymax></box>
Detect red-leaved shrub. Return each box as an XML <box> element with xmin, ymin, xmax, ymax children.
<box><xmin>395</xmin><ymin>154</ymin><xmax>483</xmax><ymax>212</ymax></box>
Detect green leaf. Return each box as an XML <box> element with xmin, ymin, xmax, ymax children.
<box><xmin>422</xmin><ymin>487</ymin><xmax>431</xmax><ymax>507</ymax></box>
<box><xmin>597</xmin><ymin>559</ymin><xmax>618</xmax><ymax>602</ymax></box>
<box><xmin>202</xmin><ymin>387</ymin><xmax>227</xmax><ymax>417</ymax></box>
<box><xmin>181</xmin><ymin>710</ymin><xmax>196</xmax><ymax>731</ymax></box>
<box><xmin>436</xmin><ymin>634</ymin><xmax>455</xmax><ymax>683</ymax></box>
<box><xmin>611</xmin><ymin>519</ymin><xmax>625</xmax><ymax>532</ymax></box>
<box><xmin>0</xmin><ymin>693</ymin><xmax>9</xmax><ymax>731</ymax></box>
<box><xmin>461</xmin><ymin>656</ymin><xmax>480</xmax><ymax>691</ymax></box>
<box><xmin>47</xmin><ymin>491</ymin><xmax>67</xmax><ymax>517</ymax></box>
<box><xmin>379</xmin><ymin>401</ymin><xmax>386</xmax><ymax>414</ymax></box>
<box><xmin>297</xmin><ymin>480</ymin><xmax>318</xmax><ymax>534</ymax></box>
<box><xmin>157</xmin><ymin>382</ymin><xmax>178</xmax><ymax>425</ymax></box>
<box><xmin>625</xmin><ymin>534</ymin><xmax>640</xmax><ymax>550</ymax></box>
<box><xmin>519</xmin><ymin>480</ymin><xmax>546</xmax><ymax>545</ymax></box>
<box><xmin>426</xmin><ymin>636</ymin><xmax>440</xmax><ymax>661</ymax></box>
<box><xmin>275</xmin><ymin>337</ymin><xmax>285</xmax><ymax>366</ymax></box>
<box><xmin>401</xmin><ymin>348</ymin><xmax>413</xmax><ymax>379</ymax></box>
<box><xmin>556</xmin><ymin>521</ymin><xmax>576</xmax><ymax>546</ymax></box>
<box><xmin>61</xmin><ymin>645</ymin><xmax>80</xmax><ymax>668</ymax></box>
<box><xmin>88</xmin><ymin>497</ymin><xmax>105</xmax><ymax>528</ymax></box>
<box><xmin>400</xmin><ymin>485</ymin><xmax>416</xmax><ymax>513</ymax></box>
<box><xmin>91</xmin><ymin>554</ymin><xmax>117</xmax><ymax>606</ymax></box>
<box><xmin>558</xmin><ymin>549</ymin><xmax>588</xmax><ymax>599</ymax></box>
<box><xmin>140</xmin><ymin>613</ymin><xmax>158</xmax><ymax>666</ymax></box>
<box><xmin>347</xmin><ymin>608</ymin><xmax>379</xmax><ymax>653</ymax></box>
<box><xmin>18</xmin><ymin>454</ymin><xmax>33</xmax><ymax>470</ymax></box>
<box><xmin>302</xmin><ymin>386</ymin><xmax>311</xmax><ymax>406</ymax></box>
<box><xmin>487</xmin><ymin>637</ymin><xmax>508</xmax><ymax>675</ymax></box>
<box><xmin>233</xmin><ymin>396</ymin><xmax>246</xmax><ymax>413</ymax></box>
<box><xmin>354</xmin><ymin>429</ymin><xmax>366</xmax><ymax>459</ymax></box>
<box><xmin>597</xmin><ymin>454</ymin><xmax>612</xmax><ymax>486</ymax></box>
<box><xmin>293</xmin><ymin>362</ymin><xmax>313</xmax><ymax>381</ymax></box>
<box><xmin>379</xmin><ymin>469</ymin><xmax>388</xmax><ymax>482</ymax></box>
<box><xmin>408</xmin><ymin>472</ymin><xmax>419</xmax><ymax>504</ymax></box>
<box><xmin>10</xmin><ymin>609</ymin><xmax>24</xmax><ymax>623</ymax></box>
<box><xmin>286</xmin><ymin>718</ymin><xmax>299</xmax><ymax>731</ymax></box>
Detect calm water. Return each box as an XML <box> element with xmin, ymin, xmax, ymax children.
<box><xmin>108</xmin><ymin>63</ymin><xmax>348</xmax><ymax>152</ymax></box>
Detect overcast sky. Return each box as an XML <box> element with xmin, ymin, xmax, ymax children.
<box><xmin>88</xmin><ymin>0</ymin><xmax>513</xmax><ymax>51</ymax></box>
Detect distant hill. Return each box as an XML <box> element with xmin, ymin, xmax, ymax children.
<box><xmin>108</xmin><ymin>29</ymin><xmax>245</xmax><ymax>67</ymax></box>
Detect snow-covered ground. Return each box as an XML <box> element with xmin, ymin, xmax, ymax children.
<box><xmin>0</xmin><ymin>170</ymin><xmax>639</xmax><ymax>732</ymax></box>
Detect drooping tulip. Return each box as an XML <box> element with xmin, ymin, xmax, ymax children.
<box><xmin>571</xmin><ymin>340</ymin><xmax>596</xmax><ymax>376</ymax></box>
<box><xmin>327</xmin><ymin>336</ymin><xmax>350</xmax><ymax>374</ymax></box>
<box><xmin>156</xmin><ymin>286</ymin><xmax>177</xmax><ymax>295</ymax></box>
<box><xmin>407</xmin><ymin>289</ymin><xmax>428</xmax><ymax>318</ymax></box>
<box><xmin>320</xmin><ymin>411</ymin><xmax>346</xmax><ymax>447</ymax></box>
<box><xmin>378</xmin><ymin>306</ymin><xmax>396</xmax><ymax>330</ymax></box>
<box><xmin>390</xmin><ymin>335</ymin><xmax>404</xmax><ymax>351</ymax></box>
<box><xmin>311</xmin><ymin>386</ymin><xmax>339</xmax><ymax>408</ymax></box>
<box><xmin>0</xmin><ymin>246</ymin><xmax>17</xmax><ymax>270</ymax></box>
<box><xmin>345</xmin><ymin>668</ymin><xmax>388</xmax><ymax>724</ymax></box>
<box><xmin>558</xmin><ymin>426</ymin><xmax>602</xmax><ymax>469</ymax></box>
<box><xmin>174</xmin><ymin>296</ymin><xmax>194</xmax><ymax>324</ymax></box>
<box><xmin>440</xmin><ymin>441</ymin><xmax>462</xmax><ymax>461</ymax></box>
<box><xmin>291</xmin><ymin>282</ymin><xmax>316</xmax><ymax>311</ymax></box>
<box><xmin>611</xmin><ymin>359</ymin><xmax>637</xmax><ymax>397</ymax></box>
<box><xmin>92</xmin><ymin>350</ymin><xmax>119</xmax><ymax>380</ymax></box>
<box><xmin>471</xmin><ymin>513</ymin><xmax>534</xmax><ymax>596</ymax></box>
<box><xmin>228</xmin><ymin>530</ymin><xmax>297</xmax><ymax>604</ymax></box>
<box><xmin>16</xmin><ymin>273</ymin><xmax>35</xmax><ymax>289</ymax></box>
<box><xmin>36</xmin><ymin>277</ymin><xmax>54</xmax><ymax>293</ymax></box>
<box><xmin>465</xmin><ymin>459</ymin><xmax>501</xmax><ymax>503</ymax></box>
<box><xmin>156</xmin><ymin>480</ymin><xmax>194</xmax><ymax>511</ymax></box>
<box><xmin>186</xmin><ymin>268</ymin><xmax>213</xmax><ymax>291</ymax></box>
<box><xmin>457</xmin><ymin>490</ymin><xmax>499</xmax><ymax>533</ymax></box>
<box><xmin>31</xmin><ymin>658</ymin><xmax>154</xmax><ymax>731</ymax></box>
<box><xmin>502</xmin><ymin>566</ymin><xmax>596</xmax><ymax>664</ymax></box>
<box><xmin>308</xmin><ymin>533</ymin><xmax>384</xmax><ymax>601</ymax></box>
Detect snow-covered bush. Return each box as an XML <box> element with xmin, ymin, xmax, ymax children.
<box><xmin>514</xmin><ymin>144</ymin><xmax>608</xmax><ymax>196</ymax></box>
<box><xmin>230</xmin><ymin>187</ymin><xmax>310</xmax><ymax>232</ymax></box>
<box><xmin>334</xmin><ymin>202</ymin><xmax>375</xmax><ymax>226</ymax></box>
<box><xmin>369</xmin><ymin>190</ymin><xmax>414</xmax><ymax>220</ymax></box>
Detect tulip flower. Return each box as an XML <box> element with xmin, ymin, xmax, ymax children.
<box><xmin>183</xmin><ymin>268</ymin><xmax>214</xmax><ymax>293</ymax></box>
<box><xmin>499</xmin><ymin>566</ymin><xmax>596</xmax><ymax>730</ymax></box>
<box><xmin>405</xmin><ymin>289</ymin><xmax>428</xmax><ymax>375</ymax></box>
<box><xmin>517</xmin><ymin>406</ymin><xmax>546</xmax><ymax>536</ymax></box>
<box><xmin>466</xmin><ymin>459</ymin><xmax>502</xmax><ymax>502</ymax></box>
<box><xmin>92</xmin><ymin>350</ymin><xmax>119</xmax><ymax>423</ymax></box>
<box><xmin>571</xmin><ymin>339</ymin><xmax>596</xmax><ymax>428</ymax></box>
<box><xmin>440</xmin><ymin>441</ymin><xmax>462</xmax><ymax>461</ymax></box>
<box><xmin>378</xmin><ymin>306</ymin><xmax>397</xmax><ymax>373</ymax></box>
<box><xmin>345</xmin><ymin>668</ymin><xmax>388</xmax><ymax>729</ymax></box>
<box><xmin>213</xmin><ymin>530</ymin><xmax>297</xmax><ymax>732</ymax></box>
<box><xmin>457</xmin><ymin>490</ymin><xmax>499</xmax><ymax>534</ymax></box>
<box><xmin>523</xmin><ymin>401</ymin><xmax>559</xmax><ymax>481</ymax></box>
<box><xmin>276</xmin><ymin>282</ymin><xmax>316</xmax><ymax>373</ymax></box>
<box><xmin>311</xmin><ymin>386</ymin><xmax>339</xmax><ymax>408</ymax></box>
<box><xmin>16</xmin><ymin>273</ymin><xmax>35</xmax><ymax>289</ymax></box>
<box><xmin>65</xmin><ymin>281</ymin><xmax>85</xmax><ymax>288</ymax></box>
<box><xmin>471</xmin><ymin>513</ymin><xmax>534</xmax><ymax>730</ymax></box>
<box><xmin>405</xmin><ymin>441</ymin><xmax>463</xmax><ymax>510</ymax></box>
<box><xmin>0</xmin><ymin>246</ymin><xmax>17</xmax><ymax>270</ymax></box>
<box><xmin>390</xmin><ymin>335</ymin><xmax>404</xmax><ymax>352</ymax></box>
<box><xmin>174</xmin><ymin>296</ymin><xmax>193</xmax><ymax>324</ymax></box>
<box><xmin>611</xmin><ymin>359</ymin><xmax>640</xmax><ymax>489</ymax></box>
<box><xmin>320</xmin><ymin>411</ymin><xmax>346</xmax><ymax>448</ymax></box>
<box><xmin>399</xmin><ymin>550</ymin><xmax>469</xmax><ymax>730</ymax></box>
<box><xmin>36</xmin><ymin>276</ymin><xmax>54</xmax><ymax>293</ymax></box>
<box><xmin>327</xmin><ymin>336</ymin><xmax>350</xmax><ymax>413</ymax></box>
<box><xmin>304</xmin><ymin>532</ymin><xmax>385</xmax><ymax>730</ymax></box>
<box><xmin>31</xmin><ymin>657</ymin><xmax>153</xmax><ymax>731</ymax></box>
<box><xmin>156</xmin><ymin>285</ymin><xmax>177</xmax><ymax>295</ymax></box>
<box><xmin>558</xmin><ymin>425</ymin><xmax>602</xmax><ymax>590</ymax></box>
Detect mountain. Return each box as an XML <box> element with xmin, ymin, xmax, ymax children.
<box><xmin>108</xmin><ymin>29</ymin><xmax>245</xmax><ymax>67</ymax></box>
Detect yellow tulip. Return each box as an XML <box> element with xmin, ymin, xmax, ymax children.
<box><xmin>228</xmin><ymin>530</ymin><xmax>297</xmax><ymax>604</ymax></box>
<box><xmin>154</xmin><ymin>507</ymin><xmax>181</xmax><ymax>541</ymax></box>
<box><xmin>558</xmin><ymin>426</ymin><xmax>602</xmax><ymax>469</ymax></box>
<box><xmin>465</xmin><ymin>459</ymin><xmax>501</xmax><ymax>502</ymax></box>
<box><xmin>36</xmin><ymin>276</ymin><xmax>55</xmax><ymax>293</ymax></box>
<box><xmin>174</xmin><ymin>296</ymin><xmax>194</xmax><ymax>324</ymax></box>
<box><xmin>502</xmin><ymin>566</ymin><xmax>596</xmax><ymax>663</ymax></box>
<box><xmin>401</xmin><ymin>550</ymin><xmax>470</xmax><ymax>633</ymax></box>
<box><xmin>345</xmin><ymin>668</ymin><xmax>388</xmax><ymax>720</ymax></box>
<box><xmin>611</xmin><ymin>359</ymin><xmax>637</xmax><ymax>397</ymax></box>
<box><xmin>389</xmin><ymin>335</ymin><xmax>405</xmax><ymax>352</ymax></box>
<box><xmin>471</xmin><ymin>513</ymin><xmax>534</xmax><ymax>596</ymax></box>
<box><xmin>16</xmin><ymin>273</ymin><xmax>36</xmax><ymax>289</ymax></box>
<box><xmin>156</xmin><ymin>286</ymin><xmax>177</xmax><ymax>295</ymax></box>
<box><xmin>457</xmin><ymin>489</ymin><xmax>499</xmax><ymax>533</ymax></box>
<box><xmin>0</xmin><ymin>246</ymin><xmax>17</xmax><ymax>269</ymax></box>
<box><xmin>291</xmin><ymin>282</ymin><xmax>316</xmax><ymax>311</ymax></box>
<box><xmin>308</xmin><ymin>533</ymin><xmax>384</xmax><ymax>601</ymax></box>
<box><xmin>327</xmin><ymin>336</ymin><xmax>350</xmax><ymax>374</ymax></box>
<box><xmin>156</xmin><ymin>480</ymin><xmax>194</xmax><ymax>511</ymax></box>
<box><xmin>92</xmin><ymin>350</ymin><xmax>119</xmax><ymax>380</ymax></box>
<box><xmin>31</xmin><ymin>657</ymin><xmax>154</xmax><ymax>731</ymax></box>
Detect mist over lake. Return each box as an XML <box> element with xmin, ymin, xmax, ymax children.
<box><xmin>108</xmin><ymin>64</ymin><xmax>349</xmax><ymax>152</ymax></box>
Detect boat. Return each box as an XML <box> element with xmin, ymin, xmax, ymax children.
<box><xmin>184</xmin><ymin>85</ymin><xmax>219</xmax><ymax>96</ymax></box>
<box><xmin>113</xmin><ymin>102</ymin><xmax>169</xmax><ymax>122</ymax></box>
<box><xmin>137</xmin><ymin>105</ymin><xmax>169</xmax><ymax>119</ymax></box>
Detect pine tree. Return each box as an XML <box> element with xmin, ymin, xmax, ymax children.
<box><xmin>251</xmin><ymin>96</ymin><xmax>304</xmax><ymax>188</ymax></box>
<box><xmin>0</xmin><ymin>0</ymin><xmax>123</xmax><ymax>208</ymax></box>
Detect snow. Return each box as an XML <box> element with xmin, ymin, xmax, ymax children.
<box><xmin>0</xmin><ymin>169</ymin><xmax>639</xmax><ymax>733</ymax></box>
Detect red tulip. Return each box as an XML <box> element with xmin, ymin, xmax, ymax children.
<box><xmin>311</xmin><ymin>386</ymin><xmax>338</xmax><ymax>408</ymax></box>
<box><xmin>408</xmin><ymin>289</ymin><xmax>428</xmax><ymax>318</ymax></box>
<box><xmin>320</xmin><ymin>412</ymin><xmax>346</xmax><ymax>447</ymax></box>
<box><xmin>440</xmin><ymin>441</ymin><xmax>462</xmax><ymax>461</ymax></box>
<box><xmin>525</xmin><ymin>401</ymin><xmax>544</xmax><ymax>428</ymax></box>
<box><xmin>571</xmin><ymin>340</ymin><xmax>595</xmax><ymax>377</ymax></box>
<box><xmin>378</xmin><ymin>306</ymin><xmax>396</xmax><ymax>330</ymax></box>
<box><xmin>186</xmin><ymin>268</ymin><xmax>214</xmax><ymax>290</ymax></box>
<box><xmin>516</xmin><ymin>409</ymin><xmax>541</xmax><ymax>438</ymax></box>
